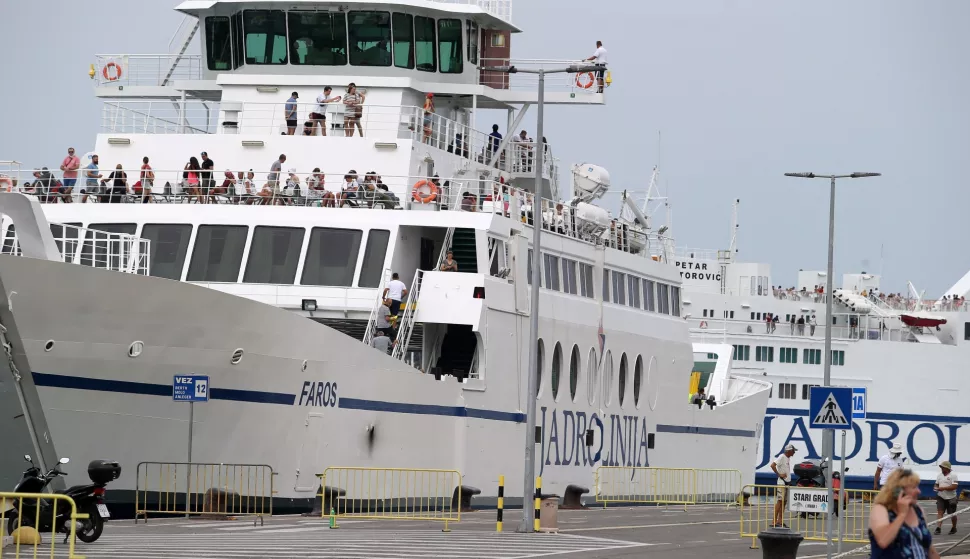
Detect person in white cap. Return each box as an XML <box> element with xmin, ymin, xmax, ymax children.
<box><xmin>934</xmin><ymin>460</ymin><xmax>959</xmax><ymax>535</ymax></box>
<box><xmin>771</xmin><ymin>444</ymin><xmax>797</xmax><ymax>528</ymax></box>
<box><xmin>874</xmin><ymin>442</ymin><xmax>906</xmax><ymax>490</ymax></box>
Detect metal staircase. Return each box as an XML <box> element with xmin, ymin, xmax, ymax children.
<box><xmin>362</xmin><ymin>268</ymin><xmax>392</xmax><ymax>346</ymax></box>
<box><xmin>162</xmin><ymin>17</ymin><xmax>200</xmax><ymax>87</ymax></box>
<box><xmin>436</xmin><ymin>228</ymin><xmax>455</xmax><ymax>270</ymax></box>
<box><xmin>449</xmin><ymin>228</ymin><xmax>478</xmax><ymax>272</ymax></box>
<box><xmin>391</xmin><ymin>271</ymin><xmax>424</xmax><ymax>360</ymax></box>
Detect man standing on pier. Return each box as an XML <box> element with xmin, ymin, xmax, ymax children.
<box><xmin>771</xmin><ymin>444</ymin><xmax>796</xmax><ymax>528</ymax></box>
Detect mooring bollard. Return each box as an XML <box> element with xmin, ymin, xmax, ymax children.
<box><xmin>756</xmin><ymin>526</ymin><xmax>803</xmax><ymax>559</ymax></box>
<box><xmin>496</xmin><ymin>475</ymin><xmax>505</xmax><ymax>532</ymax></box>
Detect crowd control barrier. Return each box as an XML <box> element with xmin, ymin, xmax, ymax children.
<box><xmin>319</xmin><ymin>467</ymin><xmax>462</xmax><ymax>531</ymax></box>
<box><xmin>739</xmin><ymin>484</ymin><xmax>878</xmax><ymax>549</ymax></box>
<box><xmin>134</xmin><ymin>462</ymin><xmax>275</xmax><ymax>524</ymax></box>
<box><xmin>694</xmin><ymin>469</ymin><xmax>744</xmax><ymax>507</ymax></box>
<box><xmin>594</xmin><ymin>467</ymin><xmax>698</xmax><ymax>510</ymax></box>
<box><xmin>0</xmin><ymin>492</ymin><xmax>89</xmax><ymax>559</ymax></box>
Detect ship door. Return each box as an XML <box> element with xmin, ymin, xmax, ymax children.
<box><xmin>420</xmin><ymin>237</ymin><xmax>436</xmax><ymax>270</ymax></box>
<box><xmin>294</xmin><ymin>412</ymin><xmax>325</xmax><ymax>492</ymax></box>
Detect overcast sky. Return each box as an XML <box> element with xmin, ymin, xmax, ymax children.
<box><xmin>1</xmin><ymin>1</ymin><xmax>967</xmax><ymax>296</ymax></box>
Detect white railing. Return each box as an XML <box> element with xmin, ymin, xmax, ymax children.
<box><xmin>363</xmin><ymin>269</ymin><xmax>392</xmax><ymax>346</ymax></box>
<box><xmin>479</xmin><ymin>58</ymin><xmax>607</xmax><ymax>93</ymax></box>
<box><xmin>688</xmin><ymin>317</ymin><xmax>907</xmax><ymax>343</ymax></box>
<box><xmin>431</xmin><ymin>0</ymin><xmax>511</xmax><ymax>22</ymax></box>
<box><xmin>101</xmin><ymin>102</ymin><xmax>214</xmax><ymax>135</ymax></box>
<box><xmin>1</xmin><ymin>222</ymin><xmax>150</xmax><ymax>275</ymax></box>
<box><xmin>94</xmin><ymin>54</ymin><xmax>203</xmax><ymax>87</ymax></box>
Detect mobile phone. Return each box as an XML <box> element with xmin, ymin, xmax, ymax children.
<box><xmin>893</xmin><ymin>487</ymin><xmax>904</xmax><ymax>499</ymax></box>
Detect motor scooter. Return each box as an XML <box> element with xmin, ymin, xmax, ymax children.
<box><xmin>793</xmin><ymin>458</ymin><xmax>849</xmax><ymax>517</ymax></box>
<box><xmin>5</xmin><ymin>454</ymin><xmax>120</xmax><ymax>543</ymax></box>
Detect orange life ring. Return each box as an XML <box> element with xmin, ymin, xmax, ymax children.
<box><xmin>699</xmin><ymin>321</ymin><xmax>708</xmax><ymax>329</ymax></box>
<box><xmin>411</xmin><ymin>179</ymin><xmax>438</xmax><ymax>204</ymax></box>
<box><xmin>575</xmin><ymin>72</ymin><xmax>595</xmax><ymax>89</ymax></box>
<box><xmin>103</xmin><ymin>62</ymin><xmax>123</xmax><ymax>82</ymax></box>
<box><xmin>0</xmin><ymin>176</ymin><xmax>12</xmax><ymax>192</ymax></box>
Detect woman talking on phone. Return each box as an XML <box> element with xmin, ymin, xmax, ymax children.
<box><xmin>868</xmin><ymin>468</ymin><xmax>940</xmax><ymax>558</ymax></box>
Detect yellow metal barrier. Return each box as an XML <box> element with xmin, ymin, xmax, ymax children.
<box><xmin>739</xmin><ymin>484</ymin><xmax>878</xmax><ymax>549</ymax></box>
<box><xmin>134</xmin><ymin>462</ymin><xmax>276</xmax><ymax>524</ymax></box>
<box><xmin>0</xmin><ymin>492</ymin><xmax>89</xmax><ymax>559</ymax></box>
<box><xmin>694</xmin><ymin>469</ymin><xmax>743</xmax><ymax>507</ymax></box>
<box><xmin>595</xmin><ymin>467</ymin><xmax>697</xmax><ymax>510</ymax></box>
<box><xmin>320</xmin><ymin>467</ymin><xmax>462</xmax><ymax>531</ymax></box>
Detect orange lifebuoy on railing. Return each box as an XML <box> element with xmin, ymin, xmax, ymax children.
<box><xmin>575</xmin><ymin>72</ymin><xmax>595</xmax><ymax>89</ymax></box>
<box><xmin>699</xmin><ymin>321</ymin><xmax>708</xmax><ymax>329</ymax></box>
<box><xmin>411</xmin><ymin>179</ymin><xmax>438</xmax><ymax>204</ymax></box>
<box><xmin>102</xmin><ymin>61</ymin><xmax>123</xmax><ymax>82</ymax></box>
<box><xmin>0</xmin><ymin>176</ymin><xmax>12</xmax><ymax>192</ymax></box>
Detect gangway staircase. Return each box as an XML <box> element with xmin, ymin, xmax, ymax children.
<box><xmin>450</xmin><ymin>228</ymin><xmax>478</xmax><ymax>272</ymax></box>
<box><xmin>162</xmin><ymin>16</ymin><xmax>200</xmax><ymax>86</ymax></box>
<box><xmin>362</xmin><ymin>269</ymin><xmax>393</xmax><ymax>346</ymax></box>
<box><xmin>392</xmin><ymin>271</ymin><xmax>424</xmax><ymax>360</ymax></box>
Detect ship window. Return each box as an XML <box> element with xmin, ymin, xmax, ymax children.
<box><xmin>243</xmin><ymin>226</ymin><xmax>305</xmax><ymax>284</ymax></box>
<box><xmin>301</xmin><ymin>227</ymin><xmax>362</xmax><ymax>287</ymax></box>
<box><xmin>611</xmin><ymin>271</ymin><xmax>625</xmax><ymax>305</ymax></box>
<box><xmin>802</xmin><ymin>384</ymin><xmax>819</xmax><ymax>400</ymax></box>
<box><xmin>288</xmin><ymin>12</ymin><xmax>347</xmax><ymax>66</ymax></box>
<box><xmin>830</xmin><ymin>350</ymin><xmax>845</xmax><ymax>366</ymax></box>
<box><xmin>732</xmin><ymin>344</ymin><xmax>750</xmax><ymax>361</ymax></box>
<box><xmin>142</xmin><ymin>224</ymin><xmax>192</xmax><ymax>280</ymax></box>
<box><xmin>414</xmin><ymin>16</ymin><xmax>436</xmax><ymax>72</ymax></box>
<box><xmin>205</xmin><ymin>16</ymin><xmax>232</xmax><ymax>71</ymax></box>
<box><xmin>628</xmin><ymin>276</ymin><xmax>641</xmax><ymax>309</ymax></box>
<box><xmin>603</xmin><ymin>350</ymin><xmax>614</xmax><ymax>407</ymax></box>
<box><xmin>535</xmin><ymin>338</ymin><xmax>544</xmax><ymax>398</ymax></box>
<box><xmin>392</xmin><ymin>13</ymin><xmax>414</xmax><ymax>69</ymax></box>
<box><xmin>551</xmin><ymin>342</ymin><xmax>562</xmax><ymax>401</ymax></box>
<box><xmin>527</xmin><ymin>248</ymin><xmax>533</xmax><ymax>285</ymax></box>
<box><xmin>671</xmin><ymin>286</ymin><xmax>681</xmax><ymax>316</ymax></box>
<box><xmin>965</xmin><ymin>322</ymin><xmax>970</xmax><ymax>341</ymax></box>
<box><xmin>358</xmin><ymin>229</ymin><xmax>390</xmax><ymax>287</ymax></box>
<box><xmin>633</xmin><ymin>355</ymin><xmax>643</xmax><ymax>407</ymax></box>
<box><xmin>543</xmin><ymin>253</ymin><xmax>560</xmax><ymax>291</ymax></box>
<box><xmin>466</xmin><ymin>20</ymin><xmax>478</xmax><ymax>65</ymax></box>
<box><xmin>243</xmin><ymin>10</ymin><xmax>288</xmax><ymax>65</ymax></box>
<box><xmin>780</xmin><ymin>347</ymin><xmax>798</xmax><ymax>363</ymax></box>
<box><xmin>437</xmin><ymin>19</ymin><xmax>463</xmax><ymax>74</ymax></box>
<box><xmin>49</xmin><ymin>222</ymin><xmax>81</xmax><ymax>263</ymax></box>
<box><xmin>84</xmin><ymin>223</ymin><xmax>137</xmax><ymax>270</ymax></box>
<box><xmin>778</xmin><ymin>383</ymin><xmax>797</xmax><ymax>400</ymax></box>
<box><xmin>579</xmin><ymin>263</ymin><xmax>594</xmax><ymax>298</ymax></box>
<box><xmin>186</xmin><ymin>225</ymin><xmax>248</xmax><ymax>282</ymax></box>
<box><xmin>231</xmin><ymin>12</ymin><xmax>244</xmax><ymax>69</ymax></box>
<box><xmin>561</xmin><ymin>258</ymin><xmax>577</xmax><ymax>295</ymax></box>
<box><xmin>569</xmin><ymin>345</ymin><xmax>580</xmax><ymax>402</ymax></box>
<box><xmin>643</xmin><ymin>279</ymin><xmax>656</xmax><ymax>311</ymax></box>
<box><xmin>602</xmin><ymin>269</ymin><xmax>610</xmax><ymax>302</ymax></box>
<box><xmin>657</xmin><ymin>283</ymin><xmax>670</xmax><ymax>314</ymax></box>
<box><xmin>618</xmin><ymin>353</ymin><xmax>628</xmax><ymax>407</ymax></box>
<box><xmin>586</xmin><ymin>348</ymin><xmax>597</xmax><ymax>405</ymax></box>
<box><xmin>348</xmin><ymin>11</ymin><xmax>391</xmax><ymax>67</ymax></box>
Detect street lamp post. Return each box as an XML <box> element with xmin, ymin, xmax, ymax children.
<box><xmin>783</xmin><ymin>171</ymin><xmax>880</xmax><ymax>559</ymax></box>
<box><xmin>489</xmin><ymin>63</ymin><xmax>600</xmax><ymax>533</ymax></box>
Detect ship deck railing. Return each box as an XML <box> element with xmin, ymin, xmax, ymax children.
<box><xmin>6</xmin><ymin>170</ymin><xmax>670</xmax><ymax>260</ymax></box>
<box><xmin>94</xmin><ymin>54</ymin><xmax>203</xmax><ymax>87</ymax></box>
<box><xmin>478</xmin><ymin>58</ymin><xmax>608</xmax><ymax>93</ymax></box>
<box><xmin>0</xmin><ymin>221</ymin><xmax>151</xmax><ymax>275</ymax></box>
<box><xmin>689</xmin><ymin>316</ymin><xmax>910</xmax><ymax>344</ymax></box>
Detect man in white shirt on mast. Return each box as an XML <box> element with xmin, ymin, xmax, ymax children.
<box><xmin>585</xmin><ymin>40</ymin><xmax>608</xmax><ymax>93</ymax></box>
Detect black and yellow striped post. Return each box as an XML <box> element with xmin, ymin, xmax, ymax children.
<box><xmin>533</xmin><ymin>476</ymin><xmax>542</xmax><ymax>532</ymax></box>
<box><xmin>496</xmin><ymin>475</ymin><xmax>505</xmax><ymax>532</ymax></box>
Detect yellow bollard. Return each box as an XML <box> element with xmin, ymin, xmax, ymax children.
<box><xmin>533</xmin><ymin>476</ymin><xmax>541</xmax><ymax>532</ymax></box>
<box><xmin>496</xmin><ymin>475</ymin><xmax>504</xmax><ymax>532</ymax></box>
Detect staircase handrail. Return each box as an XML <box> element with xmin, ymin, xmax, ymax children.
<box><xmin>392</xmin><ymin>270</ymin><xmax>423</xmax><ymax>360</ymax></box>
<box><xmin>363</xmin><ymin>268</ymin><xmax>393</xmax><ymax>346</ymax></box>
<box><xmin>434</xmin><ymin>228</ymin><xmax>456</xmax><ymax>272</ymax></box>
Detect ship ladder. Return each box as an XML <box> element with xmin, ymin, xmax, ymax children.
<box><xmin>392</xmin><ymin>270</ymin><xmax>424</xmax><ymax>360</ymax></box>
<box><xmin>363</xmin><ymin>268</ymin><xmax>393</xmax><ymax>346</ymax></box>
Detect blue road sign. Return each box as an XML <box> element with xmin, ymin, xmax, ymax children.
<box><xmin>851</xmin><ymin>387</ymin><xmax>867</xmax><ymax>419</ymax></box>
<box><xmin>809</xmin><ymin>386</ymin><xmax>853</xmax><ymax>430</ymax></box>
<box><xmin>173</xmin><ymin>375</ymin><xmax>209</xmax><ymax>402</ymax></box>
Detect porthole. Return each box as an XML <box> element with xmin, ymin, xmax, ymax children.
<box><xmin>44</xmin><ymin>340</ymin><xmax>54</xmax><ymax>352</ymax></box>
<box><xmin>646</xmin><ymin>355</ymin><xmax>660</xmax><ymax>411</ymax></box>
<box><xmin>301</xmin><ymin>360</ymin><xmax>308</xmax><ymax>372</ymax></box>
<box><xmin>535</xmin><ymin>339</ymin><xmax>544</xmax><ymax>398</ymax></box>
<box><xmin>569</xmin><ymin>345</ymin><xmax>580</xmax><ymax>402</ymax></box>
<box><xmin>603</xmin><ymin>351</ymin><xmax>614</xmax><ymax>407</ymax></box>
<box><xmin>128</xmin><ymin>341</ymin><xmax>144</xmax><ymax>358</ymax></box>
<box><xmin>618</xmin><ymin>353</ymin><xmax>628</xmax><ymax>407</ymax></box>
<box><xmin>586</xmin><ymin>348</ymin><xmax>597</xmax><ymax>406</ymax></box>
<box><xmin>551</xmin><ymin>342</ymin><xmax>562</xmax><ymax>401</ymax></box>
<box><xmin>231</xmin><ymin>348</ymin><xmax>244</xmax><ymax>365</ymax></box>
<box><xmin>634</xmin><ymin>355</ymin><xmax>644</xmax><ymax>407</ymax></box>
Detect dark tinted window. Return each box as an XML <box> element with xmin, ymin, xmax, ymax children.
<box><xmin>437</xmin><ymin>19</ymin><xmax>462</xmax><ymax>73</ymax></box>
<box><xmin>187</xmin><ymin>225</ymin><xmax>248</xmax><ymax>282</ymax></box>
<box><xmin>288</xmin><ymin>12</ymin><xmax>347</xmax><ymax>65</ymax></box>
<box><xmin>466</xmin><ymin>20</ymin><xmax>478</xmax><ymax>65</ymax></box>
<box><xmin>83</xmin><ymin>223</ymin><xmax>136</xmax><ymax>269</ymax></box>
<box><xmin>358</xmin><ymin>229</ymin><xmax>390</xmax><ymax>287</ymax></box>
<box><xmin>414</xmin><ymin>16</ymin><xmax>436</xmax><ymax>71</ymax></box>
<box><xmin>142</xmin><ymin>224</ymin><xmax>192</xmax><ymax>280</ymax></box>
<box><xmin>301</xmin><ymin>228</ymin><xmax>362</xmax><ymax>286</ymax></box>
<box><xmin>205</xmin><ymin>16</ymin><xmax>232</xmax><ymax>70</ymax></box>
<box><xmin>348</xmin><ymin>11</ymin><xmax>391</xmax><ymax>67</ymax></box>
<box><xmin>244</xmin><ymin>10</ymin><xmax>288</xmax><ymax>65</ymax></box>
<box><xmin>49</xmin><ymin>222</ymin><xmax>81</xmax><ymax>262</ymax></box>
<box><xmin>243</xmin><ymin>226</ymin><xmax>305</xmax><ymax>284</ymax></box>
<box><xmin>231</xmin><ymin>12</ymin><xmax>244</xmax><ymax>69</ymax></box>
<box><xmin>392</xmin><ymin>13</ymin><xmax>414</xmax><ymax>69</ymax></box>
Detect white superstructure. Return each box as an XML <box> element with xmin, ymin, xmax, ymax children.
<box><xmin>0</xmin><ymin>0</ymin><xmax>769</xmax><ymax>511</ymax></box>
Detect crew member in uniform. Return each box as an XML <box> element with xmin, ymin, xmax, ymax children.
<box><xmin>874</xmin><ymin>442</ymin><xmax>906</xmax><ymax>490</ymax></box>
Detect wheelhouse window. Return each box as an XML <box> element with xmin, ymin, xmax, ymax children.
<box><xmin>358</xmin><ymin>230</ymin><xmax>390</xmax><ymax>287</ymax></box>
<box><xmin>187</xmin><ymin>225</ymin><xmax>248</xmax><ymax>282</ymax></box>
<box><xmin>414</xmin><ymin>16</ymin><xmax>436</xmax><ymax>72</ymax></box>
<box><xmin>142</xmin><ymin>224</ymin><xmax>192</xmax><ymax>280</ymax></box>
<box><xmin>437</xmin><ymin>19</ymin><xmax>463</xmax><ymax>74</ymax></box>
<box><xmin>671</xmin><ymin>286</ymin><xmax>681</xmax><ymax>316</ymax></box>
<box><xmin>301</xmin><ymin>227</ymin><xmax>362</xmax><ymax>286</ymax></box>
<box><xmin>466</xmin><ymin>20</ymin><xmax>479</xmax><ymax>65</ymax></box>
<box><xmin>348</xmin><ymin>11</ymin><xmax>391</xmax><ymax>67</ymax></box>
<box><xmin>288</xmin><ymin>12</ymin><xmax>347</xmax><ymax>65</ymax></box>
<box><xmin>205</xmin><ymin>16</ymin><xmax>232</xmax><ymax>71</ymax></box>
<box><xmin>392</xmin><ymin>13</ymin><xmax>414</xmax><ymax>69</ymax></box>
<box><xmin>243</xmin><ymin>10</ymin><xmax>288</xmax><ymax>65</ymax></box>
<box><xmin>231</xmin><ymin>12</ymin><xmax>244</xmax><ymax>69</ymax></box>
<box><xmin>243</xmin><ymin>226</ymin><xmax>305</xmax><ymax>284</ymax></box>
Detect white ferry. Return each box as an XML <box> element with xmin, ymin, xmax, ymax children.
<box><xmin>674</xmin><ymin>201</ymin><xmax>970</xmax><ymax>492</ymax></box>
<box><xmin>0</xmin><ymin>0</ymin><xmax>770</xmax><ymax>512</ymax></box>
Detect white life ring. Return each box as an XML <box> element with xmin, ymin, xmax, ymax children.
<box><xmin>699</xmin><ymin>321</ymin><xmax>708</xmax><ymax>329</ymax></box>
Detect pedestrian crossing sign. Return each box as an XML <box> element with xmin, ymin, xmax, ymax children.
<box><xmin>808</xmin><ymin>386</ymin><xmax>853</xmax><ymax>430</ymax></box>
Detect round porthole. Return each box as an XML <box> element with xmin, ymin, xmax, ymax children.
<box><xmin>301</xmin><ymin>360</ymin><xmax>308</xmax><ymax>372</ymax></box>
<box><xmin>128</xmin><ymin>341</ymin><xmax>144</xmax><ymax>358</ymax></box>
<box><xmin>44</xmin><ymin>340</ymin><xmax>54</xmax><ymax>352</ymax></box>
<box><xmin>231</xmin><ymin>348</ymin><xmax>244</xmax><ymax>365</ymax></box>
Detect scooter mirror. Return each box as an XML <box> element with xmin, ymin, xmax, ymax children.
<box><xmin>59</xmin><ymin>457</ymin><xmax>70</xmax><ymax>465</ymax></box>
<box><xmin>24</xmin><ymin>454</ymin><xmax>31</xmax><ymax>462</ymax></box>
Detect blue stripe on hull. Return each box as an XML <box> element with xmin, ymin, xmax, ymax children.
<box><xmin>339</xmin><ymin>397</ymin><xmax>526</xmax><ymax>423</ymax></box>
<box><xmin>33</xmin><ymin>372</ymin><xmax>295</xmax><ymax>405</ymax></box>
<box><xmin>657</xmin><ymin>424</ymin><xmax>756</xmax><ymax>438</ymax></box>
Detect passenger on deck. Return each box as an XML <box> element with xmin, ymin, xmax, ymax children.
<box><xmin>235</xmin><ymin>170</ymin><xmax>255</xmax><ymax>203</ymax></box>
<box><xmin>302</xmin><ymin>121</ymin><xmax>315</xmax><ymax>136</ymax></box>
<box><xmin>210</xmin><ymin>170</ymin><xmax>232</xmax><ymax>201</ymax></box>
<box><xmin>311</xmin><ymin>86</ymin><xmax>341</xmax><ymax>136</ymax></box>
<box><xmin>797</xmin><ymin>315</ymin><xmax>805</xmax><ymax>336</ymax></box>
<box><xmin>200</xmin><ymin>152</ymin><xmax>215</xmax><ymax>196</ymax></box>
<box><xmin>371</xmin><ymin>330</ymin><xmax>392</xmax><ymax>355</ymax></box>
<box><xmin>105</xmin><ymin>164</ymin><xmax>128</xmax><ymax>203</ymax></box>
<box><xmin>440</xmin><ymin>250</ymin><xmax>458</xmax><ymax>272</ymax></box>
<box><xmin>383</xmin><ymin>273</ymin><xmax>408</xmax><ymax>316</ymax></box>
<box><xmin>362</xmin><ymin>171</ymin><xmax>394</xmax><ymax>207</ymax></box>
<box><xmin>585</xmin><ymin>40</ymin><xmax>608</xmax><ymax>93</ymax></box>
<box><xmin>789</xmin><ymin>314</ymin><xmax>795</xmax><ymax>335</ymax></box>
<box><xmin>343</xmin><ymin>83</ymin><xmax>364</xmax><ymax>137</ymax></box>
<box><xmin>765</xmin><ymin>313</ymin><xmax>773</xmax><ymax>333</ymax></box>
<box><xmin>81</xmin><ymin>154</ymin><xmax>102</xmax><ymax>203</ymax></box>
<box><xmin>772</xmin><ymin>314</ymin><xmax>779</xmax><ymax>332</ymax></box>
<box><xmin>376</xmin><ymin>298</ymin><xmax>393</xmax><ymax>336</ymax></box>
<box><xmin>285</xmin><ymin>169</ymin><xmax>302</xmax><ymax>199</ymax></box>
<box><xmin>285</xmin><ymin>91</ymin><xmax>299</xmax><ymax>135</ymax></box>
<box><xmin>422</xmin><ymin>93</ymin><xmax>435</xmax><ymax>144</ymax></box>
<box><xmin>460</xmin><ymin>192</ymin><xmax>477</xmax><ymax>212</ymax></box>
<box><xmin>137</xmin><ymin>157</ymin><xmax>154</xmax><ymax>203</ymax></box>
<box><xmin>182</xmin><ymin>156</ymin><xmax>202</xmax><ymax>202</ymax></box>
<box><xmin>307</xmin><ymin>168</ymin><xmax>335</xmax><ymax>207</ymax></box>
<box><xmin>809</xmin><ymin>314</ymin><xmax>817</xmax><ymax>336</ymax></box>
<box><xmin>337</xmin><ymin>172</ymin><xmax>359</xmax><ymax>206</ymax></box>
<box><xmin>488</xmin><ymin>124</ymin><xmax>503</xmax><ymax>159</ymax></box>
<box><xmin>59</xmin><ymin>147</ymin><xmax>80</xmax><ymax>202</ymax></box>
